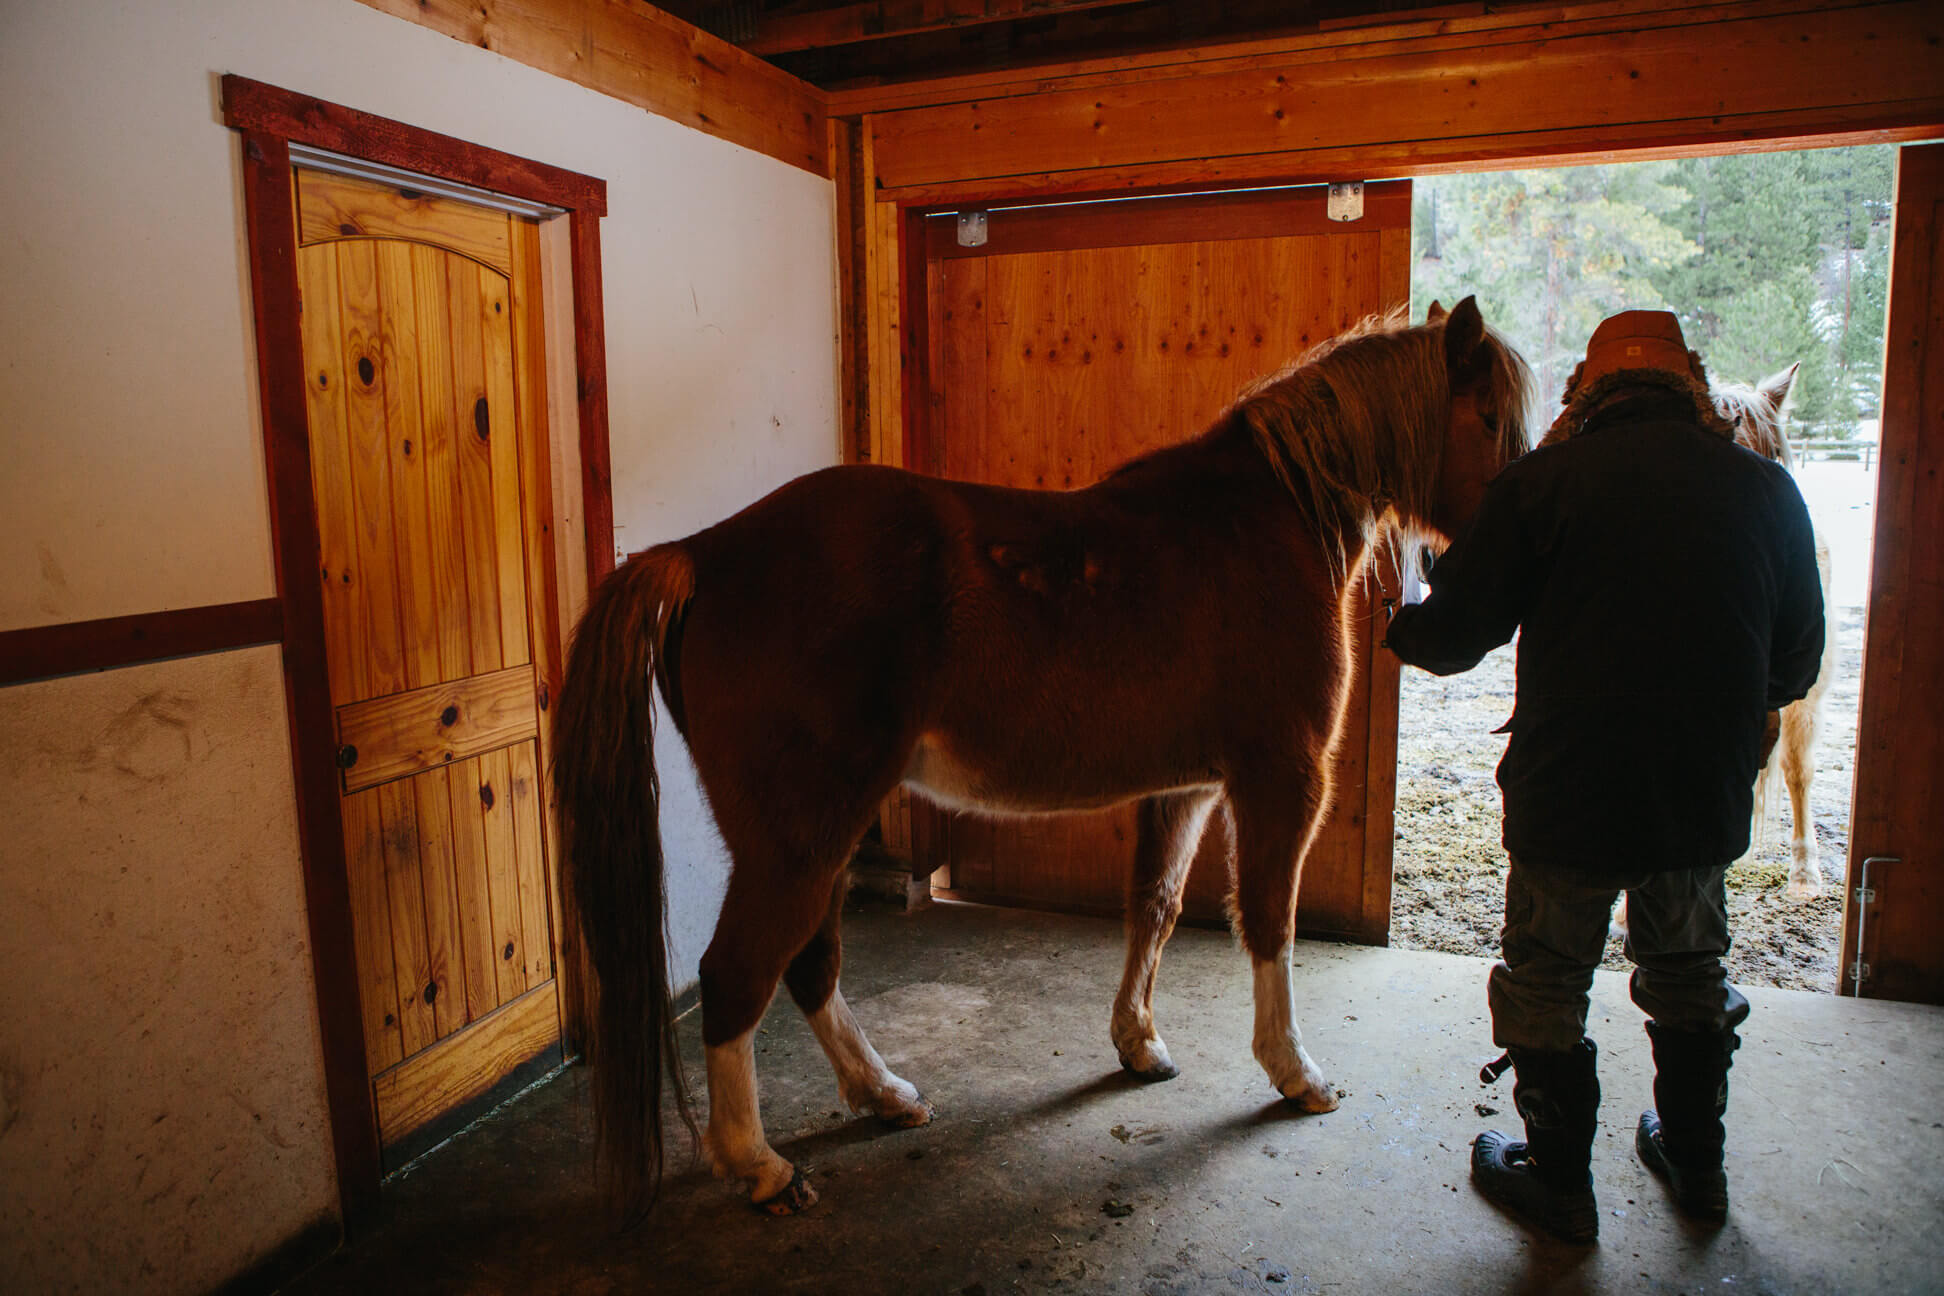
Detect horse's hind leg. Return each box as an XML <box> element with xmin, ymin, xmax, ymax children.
<box><xmin>1113</xmin><ymin>786</ymin><xmax>1223</xmax><ymax>1080</ymax></box>
<box><xmin>1230</xmin><ymin>773</ymin><xmax>1339</xmax><ymax>1113</ymax></box>
<box><xmin>787</xmin><ymin>872</ymin><xmax>933</xmax><ymax>1127</ymax></box>
<box><xmin>698</xmin><ymin>847</ymin><xmax>861</xmax><ymax>1215</ymax></box>
<box><xmin>1779</xmin><ymin>699</ymin><xmax>1823</xmax><ymax>899</ymax></box>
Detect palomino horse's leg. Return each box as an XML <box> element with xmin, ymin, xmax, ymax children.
<box><xmin>1779</xmin><ymin>699</ymin><xmax>1823</xmax><ymax>899</ymax></box>
<box><xmin>1112</xmin><ymin>787</ymin><xmax>1223</xmax><ymax>1079</ymax></box>
<box><xmin>1230</xmin><ymin>776</ymin><xmax>1340</xmax><ymax>1113</ymax></box>
<box><xmin>786</xmin><ymin>874</ymin><xmax>933</xmax><ymax>1127</ymax></box>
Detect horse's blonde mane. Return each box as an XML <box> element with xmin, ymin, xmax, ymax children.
<box><xmin>1232</xmin><ymin>306</ymin><xmax>1534</xmax><ymax>575</ymax></box>
<box><xmin>1712</xmin><ymin>378</ymin><xmax>1794</xmax><ymax>467</ymax></box>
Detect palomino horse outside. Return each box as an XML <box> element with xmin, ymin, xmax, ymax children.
<box><xmin>1712</xmin><ymin>364</ymin><xmax>1838</xmax><ymax>899</ymax></box>
<box><xmin>551</xmin><ymin>297</ymin><xmax>1535</xmax><ymax>1220</ymax></box>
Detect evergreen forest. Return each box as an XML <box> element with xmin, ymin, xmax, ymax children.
<box><xmin>1411</xmin><ymin>146</ymin><xmax>1895</xmax><ymax>438</ymax></box>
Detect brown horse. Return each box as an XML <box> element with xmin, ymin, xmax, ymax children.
<box><xmin>552</xmin><ymin>297</ymin><xmax>1534</xmax><ymax>1220</ymax></box>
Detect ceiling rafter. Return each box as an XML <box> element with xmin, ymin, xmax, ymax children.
<box><xmin>741</xmin><ymin>0</ymin><xmax>1145</xmax><ymax>55</ymax></box>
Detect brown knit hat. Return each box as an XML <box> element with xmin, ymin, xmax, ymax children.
<box><xmin>1577</xmin><ymin>310</ymin><xmax>1693</xmax><ymax>384</ymax></box>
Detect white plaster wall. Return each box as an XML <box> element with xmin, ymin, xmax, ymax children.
<box><xmin>0</xmin><ymin>649</ymin><xmax>336</xmax><ymax>1294</ymax></box>
<box><xmin>0</xmin><ymin>0</ymin><xmax>839</xmax><ymax>1287</ymax></box>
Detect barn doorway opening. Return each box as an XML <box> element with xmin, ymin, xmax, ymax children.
<box><xmin>1393</xmin><ymin>146</ymin><xmax>1894</xmax><ymax>992</ymax></box>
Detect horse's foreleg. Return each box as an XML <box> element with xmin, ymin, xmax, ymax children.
<box><xmin>1112</xmin><ymin>786</ymin><xmax>1222</xmax><ymax>1080</ymax></box>
<box><xmin>787</xmin><ymin>876</ymin><xmax>932</xmax><ymax>1128</ymax></box>
<box><xmin>1231</xmin><ymin>777</ymin><xmax>1339</xmax><ymax>1113</ymax></box>
<box><xmin>1779</xmin><ymin>699</ymin><xmax>1823</xmax><ymax>899</ymax></box>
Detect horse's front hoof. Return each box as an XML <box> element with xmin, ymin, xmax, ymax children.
<box><xmin>1786</xmin><ymin>875</ymin><xmax>1823</xmax><ymax>901</ymax></box>
<box><xmin>752</xmin><ymin>1167</ymin><xmax>818</xmax><ymax>1216</ymax></box>
<box><xmin>1283</xmin><ymin>1083</ymin><xmax>1340</xmax><ymax>1114</ymax></box>
<box><xmin>1118</xmin><ymin>1039</ymin><xmax>1181</xmax><ymax>1082</ymax></box>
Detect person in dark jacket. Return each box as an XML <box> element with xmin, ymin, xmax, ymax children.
<box><xmin>1385</xmin><ymin>309</ymin><xmax>1825</xmax><ymax>1243</ymax></box>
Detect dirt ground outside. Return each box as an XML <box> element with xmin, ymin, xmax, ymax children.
<box><xmin>1388</xmin><ymin>459</ymin><xmax>1872</xmax><ymax>994</ymax></box>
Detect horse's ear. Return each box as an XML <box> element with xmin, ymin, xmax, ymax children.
<box><xmin>1760</xmin><ymin>361</ymin><xmax>1800</xmax><ymax>409</ymax></box>
<box><xmin>1426</xmin><ymin>300</ymin><xmax>1447</xmax><ymax>323</ymax></box>
<box><xmin>1443</xmin><ymin>295</ymin><xmax>1487</xmax><ymax>387</ymax></box>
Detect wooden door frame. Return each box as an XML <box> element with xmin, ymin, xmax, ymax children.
<box><xmin>1840</xmin><ymin>140</ymin><xmax>1944</xmax><ymax>1003</ymax></box>
<box><xmin>851</xmin><ymin>123</ymin><xmax>1944</xmax><ymax>974</ymax></box>
<box><xmin>223</xmin><ymin>75</ymin><xmax>610</xmax><ymax>1231</ymax></box>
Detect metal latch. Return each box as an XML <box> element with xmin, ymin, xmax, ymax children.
<box><xmin>1327</xmin><ymin>182</ymin><xmax>1365</xmax><ymax>223</ymax></box>
<box><xmin>1848</xmin><ymin>856</ymin><xmax>1899</xmax><ymax>994</ymax></box>
<box><xmin>956</xmin><ymin>210</ymin><xmax>989</xmax><ymax>247</ymax></box>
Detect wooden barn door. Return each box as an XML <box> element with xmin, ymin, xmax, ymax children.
<box><xmin>905</xmin><ymin>183</ymin><xmax>1411</xmax><ymax>943</ymax></box>
<box><xmin>293</xmin><ymin>167</ymin><xmax>565</xmax><ymax>1163</ymax></box>
<box><xmin>1843</xmin><ymin>143</ymin><xmax>1944</xmax><ymax>1004</ymax></box>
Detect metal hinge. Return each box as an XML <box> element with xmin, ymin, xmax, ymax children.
<box><xmin>957</xmin><ymin>210</ymin><xmax>989</xmax><ymax>247</ymax></box>
<box><xmin>1327</xmin><ymin>182</ymin><xmax>1365</xmax><ymax>223</ymax></box>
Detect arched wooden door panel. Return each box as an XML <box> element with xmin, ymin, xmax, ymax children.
<box><xmin>900</xmin><ymin>184</ymin><xmax>1411</xmax><ymax>943</ymax></box>
<box><xmin>294</xmin><ymin>167</ymin><xmax>564</xmax><ymax>1163</ymax></box>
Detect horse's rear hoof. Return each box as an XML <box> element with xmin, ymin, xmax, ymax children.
<box><xmin>877</xmin><ymin>1092</ymin><xmax>934</xmax><ymax>1129</ymax></box>
<box><xmin>752</xmin><ymin>1167</ymin><xmax>818</xmax><ymax>1216</ymax></box>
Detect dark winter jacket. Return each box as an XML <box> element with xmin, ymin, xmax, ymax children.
<box><xmin>1384</xmin><ymin>387</ymin><xmax>1825</xmax><ymax>883</ymax></box>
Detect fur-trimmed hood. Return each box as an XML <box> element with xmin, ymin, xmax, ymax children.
<box><xmin>1541</xmin><ymin>363</ymin><xmax>1737</xmax><ymax>446</ymax></box>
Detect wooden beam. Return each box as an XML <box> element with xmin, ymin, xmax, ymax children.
<box><xmin>861</xmin><ymin>0</ymin><xmax>1944</xmax><ymax>198</ymax></box>
<box><xmin>0</xmin><ymin>599</ymin><xmax>283</xmax><ymax>686</ymax></box>
<box><xmin>744</xmin><ymin>0</ymin><xmax>1141</xmax><ymax>56</ymax></box>
<box><xmin>829</xmin><ymin>0</ymin><xmax>1887</xmax><ymax>114</ymax></box>
<box><xmin>353</xmin><ymin>0</ymin><xmax>828</xmax><ymax>176</ymax></box>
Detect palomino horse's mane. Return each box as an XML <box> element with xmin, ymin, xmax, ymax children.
<box><xmin>1711</xmin><ymin>378</ymin><xmax>1794</xmax><ymax>467</ymax></box>
<box><xmin>1229</xmin><ymin>306</ymin><xmax>1534</xmax><ymax>574</ymax></box>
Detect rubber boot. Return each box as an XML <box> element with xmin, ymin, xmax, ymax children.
<box><xmin>1471</xmin><ymin>1039</ymin><xmax>1600</xmax><ymax>1243</ymax></box>
<box><xmin>1637</xmin><ymin>1021</ymin><xmax>1740</xmax><ymax>1222</ymax></box>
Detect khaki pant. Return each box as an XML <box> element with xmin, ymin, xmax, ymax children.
<box><xmin>1489</xmin><ymin>853</ymin><xmax>1751</xmax><ymax>1052</ymax></box>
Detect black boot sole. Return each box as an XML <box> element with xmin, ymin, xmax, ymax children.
<box><xmin>1637</xmin><ymin>1111</ymin><xmax>1728</xmax><ymax>1222</ymax></box>
<box><xmin>1472</xmin><ymin>1130</ymin><xmax>1599</xmax><ymax>1243</ymax></box>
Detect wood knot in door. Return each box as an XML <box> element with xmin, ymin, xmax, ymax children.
<box><xmin>473</xmin><ymin>396</ymin><xmax>490</xmax><ymax>441</ymax></box>
<box><xmin>439</xmin><ymin>704</ymin><xmax>459</xmax><ymax>728</ymax></box>
<box><xmin>478</xmin><ymin>781</ymin><xmax>495</xmax><ymax>809</ymax></box>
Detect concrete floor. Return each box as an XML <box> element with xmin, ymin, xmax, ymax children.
<box><xmin>285</xmin><ymin>900</ymin><xmax>1944</xmax><ymax>1295</ymax></box>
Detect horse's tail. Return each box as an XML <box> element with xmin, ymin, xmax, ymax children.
<box><xmin>552</xmin><ymin>544</ymin><xmax>698</xmax><ymax>1224</ymax></box>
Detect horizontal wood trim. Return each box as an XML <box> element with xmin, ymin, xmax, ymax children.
<box><xmin>222</xmin><ymin>74</ymin><xmax>608</xmax><ymax>215</ymax></box>
<box><xmin>297</xmin><ymin>167</ymin><xmax>514</xmax><ymax>276</ymax></box>
<box><xmin>862</xmin><ymin>1</ymin><xmax>1944</xmax><ymax>200</ymax></box>
<box><xmin>0</xmin><ymin>599</ymin><xmax>283</xmax><ymax>686</ymax></box>
<box><xmin>925</xmin><ymin>182</ymin><xmax>1412</xmax><ymax>259</ymax></box>
<box><xmin>335</xmin><ymin>663</ymin><xmax>539</xmax><ymax>794</ymax></box>
<box><xmin>371</xmin><ymin>980</ymin><xmax>560</xmax><ymax>1145</ymax></box>
<box><xmin>349</xmin><ymin>0</ymin><xmax>828</xmax><ymax>178</ymax></box>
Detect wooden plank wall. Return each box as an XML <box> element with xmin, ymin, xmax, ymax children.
<box><xmin>846</xmin><ymin>0</ymin><xmax>1944</xmax><ymax>204</ymax></box>
<box><xmin>354</xmin><ymin>0</ymin><xmax>828</xmax><ymax>176</ymax></box>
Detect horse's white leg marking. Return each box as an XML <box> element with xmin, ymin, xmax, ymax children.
<box><xmin>703</xmin><ymin>1029</ymin><xmax>805</xmax><ymax>1207</ymax></box>
<box><xmin>1112</xmin><ymin>790</ymin><xmax>1221</xmax><ymax>1079</ymax></box>
<box><xmin>1251</xmin><ymin>946</ymin><xmax>1338</xmax><ymax>1112</ymax></box>
<box><xmin>806</xmin><ymin>986</ymin><xmax>932</xmax><ymax>1127</ymax></box>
